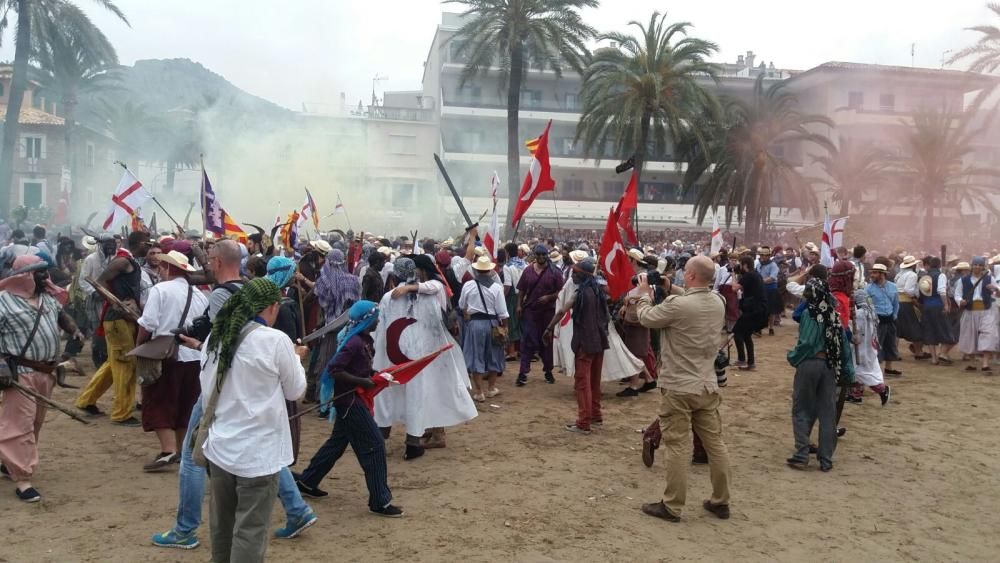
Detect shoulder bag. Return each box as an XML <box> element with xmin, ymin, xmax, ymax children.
<box><xmin>129</xmin><ymin>284</ymin><xmax>194</xmax><ymax>386</ymax></box>
<box><xmin>474</xmin><ymin>280</ymin><xmax>507</xmax><ymax>346</ymax></box>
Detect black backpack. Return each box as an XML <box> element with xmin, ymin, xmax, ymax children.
<box><xmin>188</xmin><ymin>282</ymin><xmax>242</xmax><ymax>341</ymax></box>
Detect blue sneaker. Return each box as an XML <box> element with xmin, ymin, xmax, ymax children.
<box><xmin>151</xmin><ymin>529</ymin><xmax>199</xmax><ymax>549</ymax></box>
<box><xmin>274</xmin><ymin>509</ymin><xmax>318</xmax><ymax>539</ymax></box>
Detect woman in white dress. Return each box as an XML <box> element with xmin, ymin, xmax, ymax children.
<box><xmin>848</xmin><ymin>288</ymin><xmax>891</xmax><ymax>405</ymax></box>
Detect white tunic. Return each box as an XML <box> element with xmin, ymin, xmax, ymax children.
<box><xmin>852</xmin><ymin>306</ymin><xmax>884</xmax><ymax>387</ymax></box>
<box><xmin>137</xmin><ymin>277</ymin><xmax>209</xmax><ymax>363</ymax></box>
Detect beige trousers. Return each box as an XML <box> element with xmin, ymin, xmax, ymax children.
<box><xmin>658</xmin><ymin>389</ymin><xmax>731</xmax><ymax>515</ymax></box>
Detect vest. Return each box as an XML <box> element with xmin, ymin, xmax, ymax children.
<box><xmin>918</xmin><ymin>271</ymin><xmax>943</xmax><ymax>308</ymax></box>
<box><xmin>962</xmin><ymin>274</ymin><xmax>994</xmax><ymax>310</ymax></box>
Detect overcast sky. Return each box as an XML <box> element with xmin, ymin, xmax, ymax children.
<box><xmin>4</xmin><ymin>0</ymin><xmax>994</xmax><ymax>110</ymax></box>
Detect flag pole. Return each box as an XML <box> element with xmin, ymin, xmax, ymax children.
<box><xmin>115</xmin><ymin>161</ymin><xmax>183</xmax><ymax>232</ymax></box>
<box><xmin>200</xmin><ymin>154</ymin><xmax>206</xmax><ymax>234</ymax></box>
<box><xmin>338</xmin><ymin>193</ymin><xmax>354</xmax><ymax>231</ymax></box>
<box><xmin>550</xmin><ymin>188</ymin><xmax>561</xmax><ymax>235</ymax></box>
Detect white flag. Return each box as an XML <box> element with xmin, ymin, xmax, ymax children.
<box><xmin>710</xmin><ymin>214</ymin><xmax>723</xmax><ymax>255</ymax></box>
<box><xmin>820</xmin><ymin>212</ymin><xmax>834</xmax><ymax>268</ymax></box>
<box><xmin>102</xmin><ymin>168</ymin><xmax>151</xmax><ymax>231</ymax></box>
<box><xmin>829</xmin><ymin>216</ymin><xmax>848</xmax><ymax>249</ymax></box>
<box><xmin>334</xmin><ymin>194</ymin><xmax>346</xmax><ymax>214</ymax></box>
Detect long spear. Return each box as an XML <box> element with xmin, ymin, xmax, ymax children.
<box><xmin>114</xmin><ymin>161</ymin><xmax>184</xmax><ymax>231</ymax></box>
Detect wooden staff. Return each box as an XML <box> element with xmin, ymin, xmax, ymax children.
<box><xmin>9</xmin><ymin>380</ymin><xmax>91</xmax><ymax>425</ymax></box>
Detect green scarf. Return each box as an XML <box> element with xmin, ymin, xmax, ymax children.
<box><xmin>206</xmin><ymin>277</ymin><xmax>281</xmax><ymax>382</ymax></box>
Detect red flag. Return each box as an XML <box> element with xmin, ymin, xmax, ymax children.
<box><xmin>511</xmin><ymin>120</ymin><xmax>555</xmax><ymax>226</ymax></box>
<box><xmin>355</xmin><ymin>344</ymin><xmax>454</xmax><ymax>414</ymax></box>
<box><xmin>598</xmin><ymin>208</ymin><xmax>633</xmax><ymax>301</ymax></box>
<box><xmin>614</xmin><ymin>172</ymin><xmax>638</xmax><ymax>245</ymax></box>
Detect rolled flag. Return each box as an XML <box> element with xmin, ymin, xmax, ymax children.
<box><xmin>355</xmin><ymin>344</ymin><xmax>454</xmax><ymax>414</ymax></box>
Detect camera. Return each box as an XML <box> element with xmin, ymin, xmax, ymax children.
<box><xmin>714</xmin><ymin>348</ymin><xmax>729</xmax><ymax>388</ymax></box>
<box><xmin>632</xmin><ymin>269</ymin><xmax>663</xmax><ymax>287</ymax></box>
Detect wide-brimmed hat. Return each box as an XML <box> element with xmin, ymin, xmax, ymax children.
<box><xmin>549</xmin><ymin>249</ymin><xmax>563</xmax><ymax>262</ymax></box>
<box><xmin>918</xmin><ymin>275</ymin><xmax>933</xmax><ymax>297</ymax></box>
<box><xmin>376</xmin><ymin>246</ymin><xmax>392</xmax><ymax>257</ymax></box>
<box><xmin>158</xmin><ymin>250</ymin><xmax>196</xmax><ymax>272</ymax></box>
<box><xmin>671</xmin><ymin>240</ymin><xmax>683</xmax><ymax>249</ymax></box>
<box><xmin>871</xmin><ymin>263</ymin><xmax>888</xmax><ymax>273</ymax></box>
<box><xmin>569</xmin><ymin>249</ymin><xmax>588</xmax><ymax>264</ymax></box>
<box><xmin>81</xmin><ymin>236</ymin><xmax>97</xmax><ymax>251</ymax></box>
<box><xmin>955</xmin><ymin>261</ymin><xmax>971</xmax><ymax>271</ymax></box>
<box><xmin>627</xmin><ymin>248</ymin><xmax>645</xmax><ymax>262</ymax></box>
<box><xmin>899</xmin><ymin>255</ymin><xmax>919</xmax><ymax>269</ymax></box>
<box><xmin>518</xmin><ymin>243</ymin><xmax>530</xmax><ymax>254</ymax></box>
<box><xmin>471</xmin><ymin>255</ymin><xmax>496</xmax><ymax>272</ymax></box>
<box><xmin>804</xmin><ymin>242</ymin><xmax>819</xmax><ymax>253</ymax></box>
<box><xmin>990</xmin><ymin>254</ymin><xmax>1000</xmax><ymax>265</ymax></box>
<box><xmin>474</xmin><ymin>246</ymin><xmax>487</xmax><ymax>257</ymax></box>
<box><xmin>309</xmin><ymin>240</ymin><xmax>332</xmax><ymax>255</ymax></box>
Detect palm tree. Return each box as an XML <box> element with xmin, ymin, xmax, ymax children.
<box><xmin>808</xmin><ymin>136</ymin><xmax>890</xmax><ymax>216</ymax></box>
<box><xmin>445</xmin><ymin>0</ymin><xmax>597</xmax><ymax>228</ymax></box>
<box><xmin>0</xmin><ymin>0</ymin><xmax>127</xmax><ymax>219</ymax></box>
<box><xmin>34</xmin><ymin>2</ymin><xmax>122</xmax><ymax>206</ymax></box>
<box><xmin>575</xmin><ymin>12</ymin><xmax>721</xmax><ymax>188</ymax></box>
<box><xmin>948</xmin><ymin>2</ymin><xmax>1000</xmax><ymax>73</ymax></box>
<box><xmin>689</xmin><ymin>73</ymin><xmax>834</xmax><ymax>242</ymax></box>
<box><xmin>93</xmin><ymin>99</ymin><xmax>159</xmax><ymax>167</ymax></box>
<box><xmin>899</xmin><ymin>107</ymin><xmax>1000</xmax><ymax>245</ymax></box>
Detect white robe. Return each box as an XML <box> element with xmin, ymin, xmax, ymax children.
<box><xmin>853</xmin><ymin>305</ymin><xmax>884</xmax><ymax>387</ymax></box>
<box><xmin>373</xmin><ymin>284</ymin><xmax>478</xmax><ymax>436</ymax></box>
<box><xmin>552</xmin><ymin>278</ymin><xmax>645</xmax><ymax>381</ymax></box>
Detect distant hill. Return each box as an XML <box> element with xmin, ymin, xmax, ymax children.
<box><xmin>76</xmin><ymin>58</ymin><xmax>291</xmax><ymax>129</ymax></box>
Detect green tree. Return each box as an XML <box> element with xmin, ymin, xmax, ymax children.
<box><xmin>948</xmin><ymin>2</ymin><xmax>1000</xmax><ymax>73</ymax></box>
<box><xmin>900</xmin><ymin>107</ymin><xmax>1000</xmax><ymax>245</ymax></box>
<box><xmin>808</xmin><ymin>136</ymin><xmax>890</xmax><ymax>216</ymax></box>
<box><xmin>575</xmin><ymin>12</ymin><xmax>721</xmax><ymax>189</ymax></box>
<box><xmin>0</xmin><ymin>0</ymin><xmax>127</xmax><ymax>219</ymax></box>
<box><xmin>689</xmin><ymin>73</ymin><xmax>834</xmax><ymax>242</ymax></box>
<box><xmin>445</xmin><ymin>0</ymin><xmax>597</xmax><ymax>228</ymax></box>
<box><xmin>93</xmin><ymin>99</ymin><xmax>158</xmax><ymax>167</ymax></box>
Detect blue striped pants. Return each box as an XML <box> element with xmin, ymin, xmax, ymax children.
<box><xmin>299</xmin><ymin>401</ymin><xmax>392</xmax><ymax>510</ymax></box>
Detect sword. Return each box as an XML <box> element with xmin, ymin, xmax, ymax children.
<box><xmin>434</xmin><ymin>153</ymin><xmax>478</xmax><ymax>233</ymax></box>
<box><xmin>299</xmin><ymin>309</ymin><xmax>351</xmax><ymax>345</ymax></box>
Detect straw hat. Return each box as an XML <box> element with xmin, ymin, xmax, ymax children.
<box><xmin>158</xmin><ymin>250</ymin><xmax>196</xmax><ymax>272</ymax></box>
<box><xmin>442</xmin><ymin>238</ymin><xmax>454</xmax><ymax>247</ymax></box>
<box><xmin>471</xmin><ymin>255</ymin><xmax>496</xmax><ymax>272</ymax></box>
<box><xmin>569</xmin><ymin>249</ymin><xmax>588</xmax><ymax>264</ymax></box>
<box><xmin>955</xmin><ymin>261</ymin><xmax>971</xmax><ymax>271</ymax></box>
<box><xmin>918</xmin><ymin>275</ymin><xmax>933</xmax><ymax>297</ymax></box>
<box><xmin>549</xmin><ymin>249</ymin><xmax>563</xmax><ymax>262</ymax></box>
<box><xmin>81</xmin><ymin>236</ymin><xmax>97</xmax><ymax>251</ymax></box>
<box><xmin>671</xmin><ymin>240</ymin><xmax>683</xmax><ymax>249</ymax></box>
<box><xmin>871</xmin><ymin>263</ymin><xmax>888</xmax><ymax>273</ymax></box>
<box><xmin>899</xmin><ymin>255</ymin><xmax>919</xmax><ymax>269</ymax></box>
<box><xmin>804</xmin><ymin>242</ymin><xmax>819</xmax><ymax>253</ymax></box>
<box><xmin>627</xmin><ymin>248</ymin><xmax>645</xmax><ymax>262</ymax></box>
<box><xmin>309</xmin><ymin>240</ymin><xmax>332</xmax><ymax>255</ymax></box>
<box><xmin>376</xmin><ymin>246</ymin><xmax>392</xmax><ymax>257</ymax></box>
<box><xmin>518</xmin><ymin>243</ymin><xmax>530</xmax><ymax>255</ymax></box>
<box><xmin>473</xmin><ymin>246</ymin><xmax>487</xmax><ymax>257</ymax></box>
<box><xmin>990</xmin><ymin>254</ymin><xmax>1000</xmax><ymax>265</ymax></box>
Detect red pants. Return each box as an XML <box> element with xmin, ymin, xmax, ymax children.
<box><xmin>573</xmin><ymin>351</ymin><xmax>604</xmax><ymax>430</ymax></box>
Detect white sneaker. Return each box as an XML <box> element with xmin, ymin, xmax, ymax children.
<box><xmin>486</xmin><ymin>388</ymin><xmax>501</xmax><ymax>398</ymax></box>
<box><xmin>473</xmin><ymin>393</ymin><xmax>486</xmax><ymax>402</ymax></box>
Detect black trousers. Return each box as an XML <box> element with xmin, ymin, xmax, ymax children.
<box><xmin>299</xmin><ymin>401</ymin><xmax>392</xmax><ymax>511</ymax></box>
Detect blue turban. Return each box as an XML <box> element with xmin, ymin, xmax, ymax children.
<box><xmin>318</xmin><ymin>300</ymin><xmax>380</xmax><ymax>418</ymax></box>
<box><xmin>265</xmin><ymin>256</ymin><xmax>296</xmax><ymax>289</ymax></box>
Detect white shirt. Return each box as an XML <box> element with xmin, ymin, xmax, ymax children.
<box><xmin>895</xmin><ymin>269</ymin><xmax>919</xmax><ymax>298</ymax></box>
<box><xmin>451</xmin><ymin>256</ymin><xmax>471</xmax><ymax>281</ymax></box>
<box><xmin>200</xmin><ymin>325</ymin><xmax>306</xmax><ymax>478</ymax></box>
<box><xmin>416</xmin><ymin>279</ymin><xmax>448</xmax><ymax>311</ymax></box>
<box><xmin>380</xmin><ymin>262</ymin><xmax>393</xmax><ymax>284</ymax></box>
<box><xmin>785</xmin><ymin>280</ymin><xmax>805</xmax><ymax>298</ymax></box>
<box><xmin>503</xmin><ymin>263</ymin><xmax>523</xmax><ymax>294</ymax></box>
<box><xmin>458</xmin><ymin>279</ymin><xmax>509</xmax><ymax>319</ymax></box>
<box><xmin>138</xmin><ymin>277</ymin><xmax>210</xmax><ymax>363</ymax></box>
<box><xmin>955</xmin><ymin>274</ymin><xmax>990</xmax><ymax>303</ymax></box>
<box><xmin>79</xmin><ymin>250</ymin><xmax>110</xmax><ymax>296</ymax></box>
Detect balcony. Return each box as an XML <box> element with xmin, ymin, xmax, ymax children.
<box><xmin>366</xmin><ymin>105</ymin><xmax>434</xmax><ymax>122</ymax></box>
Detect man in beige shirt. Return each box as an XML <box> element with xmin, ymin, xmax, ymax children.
<box><xmin>635</xmin><ymin>255</ymin><xmax>732</xmax><ymax>522</ymax></box>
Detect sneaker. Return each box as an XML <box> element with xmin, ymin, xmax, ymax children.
<box><xmin>565</xmin><ymin>424</ymin><xmax>591</xmax><ymax>435</ymax></box>
<box><xmin>142</xmin><ymin>452</ymin><xmax>179</xmax><ymax>473</ymax></box>
<box><xmin>15</xmin><ymin>486</ymin><xmax>40</xmax><ymax>503</ymax></box>
<box><xmin>639</xmin><ymin>381</ymin><xmax>658</xmax><ymax>393</ymax></box>
<box><xmin>113</xmin><ymin>416</ymin><xmax>141</xmax><ymax>427</ymax></box>
<box><xmin>544</xmin><ymin>372</ymin><xmax>555</xmax><ymax>384</ymax></box>
<box><xmin>151</xmin><ymin>529</ymin><xmax>199</xmax><ymax>549</ymax></box>
<box><xmin>295</xmin><ymin>480</ymin><xmax>329</xmax><ymax>498</ymax></box>
<box><xmin>472</xmin><ymin>393</ymin><xmax>485</xmax><ymax>403</ymax></box>
<box><xmin>640</xmin><ymin>501</ymin><xmax>680</xmax><ymax>522</ymax></box>
<box><xmin>274</xmin><ymin>509</ymin><xmax>318</xmax><ymax>539</ymax></box>
<box><xmin>515</xmin><ymin>374</ymin><xmax>527</xmax><ymax>387</ymax></box>
<box><xmin>880</xmin><ymin>385</ymin><xmax>891</xmax><ymax>406</ymax></box>
<box><xmin>486</xmin><ymin>388</ymin><xmax>501</xmax><ymax>398</ymax></box>
<box><xmin>403</xmin><ymin>444</ymin><xmax>425</xmax><ymax>461</ymax></box>
<box><xmin>846</xmin><ymin>396</ymin><xmax>863</xmax><ymax>404</ymax></box>
<box><xmin>837</xmin><ymin>427</ymin><xmax>847</xmax><ymax>437</ymax></box>
<box><xmin>79</xmin><ymin>405</ymin><xmax>104</xmax><ymax>417</ymax></box>
<box><xmin>616</xmin><ymin>387</ymin><xmax>640</xmax><ymax>398</ymax></box>
<box><xmin>371</xmin><ymin>504</ymin><xmax>404</xmax><ymax>518</ymax></box>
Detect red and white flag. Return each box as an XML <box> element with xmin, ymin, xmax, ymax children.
<box><xmin>710</xmin><ymin>214</ymin><xmax>723</xmax><ymax>255</ymax></box>
<box><xmin>483</xmin><ymin>172</ymin><xmax>500</xmax><ymax>259</ymax></box>
<box><xmin>511</xmin><ymin>120</ymin><xmax>555</xmax><ymax>226</ymax></box>
<box><xmin>298</xmin><ymin>188</ymin><xmax>320</xmax><ymax>231</ymax></box>
<box><xmin>820</xmin><ymin>213</ymin><xmax>848</xmax><ymax>268</ymax></box>
<box><xmin>334</xmin><ymin>194</ymin><xmax>346</xmax><ymax>214</ymax></box>
<box><xmin>614</xmin><ymin>171</ymin><xmax>638</xmax><ymax>245</ymax></box>
<box><xmin>103</xmin><ymin>168</ymin><xmax>152</xmax><ymax>231</ymax></box>
<box><xmin>599</xmin><ymin>208</ymin><xmax>633</xmax><ymax>301</ymax></box>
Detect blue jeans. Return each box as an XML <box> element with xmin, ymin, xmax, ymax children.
<box><xmin>174</xmin><ymin>398</ymin><xmax>310</xmax><ymax>535</ymax></box>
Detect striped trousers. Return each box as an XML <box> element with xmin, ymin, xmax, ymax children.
<box><xmin>299</xmin><ymin>401</ymin><xmax>392</xmax><ymax>510</ymax></box>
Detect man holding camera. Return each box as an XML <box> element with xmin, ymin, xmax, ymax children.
<box><xmin>634</xmin><ymin>255</ymin><xmax>732</xmax><ymax>523</ymax></box>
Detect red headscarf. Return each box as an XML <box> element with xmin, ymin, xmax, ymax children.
<box><xmin>0</xmin><ymin>255</ymin><xmax>68</xmax><ymax>305</ymax></box>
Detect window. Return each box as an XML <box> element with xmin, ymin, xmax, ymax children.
<box><xmin>457</xmin><ymin>85</ymin><xmax>481</xmax><ymax>103</ymax></box>
<box><xmin>86</xmin><ymin>143</ymin><xmax>95</xmax><ymax>167</ymax></box>
<box><xmin>520</xmin><ymin>89</ymin><xmax>542</xmax><ymax>108</ymax></box>
<box><xmin>22</xmin><ymin>181</ymin><xmax>43</xmax><ymax>208</ymax></box>
<box><xmin>565</xmin><ymin>93</ymin><xmax>579</xmax><ymax>110</ymax></box>
<box><xmin>563</xmin><ymin>178</ymin><xmax>583</xmax><ymax>198</ymax></box>
<box><xmin>847</xmin><ymin>91</ymin><xmax>864</xmax><ymax>110</ymax></box>
<box><xmin>21</xmin><ymin>135</ymin><xmax>44</xmax><ymax>159</ymax></box>
<box><xmin>562</xmin><ymin>138</ymin><xmax>576</xmax><ymax>156</ymax></box>
<box><xmin>388</xmin><ymin>135</ymin><xmax>417</xmax><ymax>155</ymax></box>
<box><xmin>879</xmin><ymin>93</ymin><xmax>895</xmax><ymax>112</ymax></box>
<box><xmin>602</xmin><ymin>180</ymin><xmax>625</xmax><ymax>200</ymax></box>
<box><xmin>391</xmin><ymin>183</ymin><xmax>414</xmax><ymax>207</ymax></box>
<box><xmin>31</xmin><ymin>91</ymin><xmax>41</xmax><ymax>109</ymax></box>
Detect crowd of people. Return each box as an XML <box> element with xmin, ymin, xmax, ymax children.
<box><xmin>0</xmin><ymin>221</ymin><xmax>998</xmax><ymax>560</ymax></box>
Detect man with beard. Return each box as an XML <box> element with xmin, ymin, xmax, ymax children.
<box><xmin>75</xmin><ymin>231</ymin><xmax>150</xmax><ymax>425</ymax></box>
<box><xmin>0</xmin><ymin>255</ymin><xmax>83</xmax><ymax>502</ymax></box>
<box><xmin>515</xmin><ymin>245</ymin><xmax>563</xmax><ymax>386</ymax></box>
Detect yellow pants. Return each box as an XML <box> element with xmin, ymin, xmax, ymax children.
<box><xmin>658</xmin><ymin>389</ymin><xmax>731</xmax><ymax>515</ymax></box>
<box><xmin>75</xmin><ymin>319</ymin><xmax>137</xmax><ymax>422</ymax></box>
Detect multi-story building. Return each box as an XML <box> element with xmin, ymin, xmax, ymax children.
<box><xmin>0</xmin><ymin>66</ymin><xmax>120</xmax><ymax>220</ymax></box>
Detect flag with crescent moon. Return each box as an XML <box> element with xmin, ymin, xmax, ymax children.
<box><xmin>598</xmin><ymin>208</ymin><xmax>632</xmax><ymax>301</ymax></box>
<box><xmin>355</xmin><ymin>344</ymin><xmax>454</xmax><ymax>414</ymax></box>
<box><xmin>614</xmin><ymin>171</ymin><xmax>638</xmax><ymax>245</ymax></box>
<box><xmin>372</xmin><ymin>290</ymin><xmax>478</xmax><ymax>435</ymax></box>
<box><xmin>511</xmin><ymin>120</ymin><xmax>555</xmax><ymax>227</ymax></box>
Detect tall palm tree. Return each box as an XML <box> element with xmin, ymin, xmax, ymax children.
<box><xmin>575</xmin><ymin>12</ymin><xmax>721</xmax><ymax>188</ymax></box>
<box><xmin>899</xmin><ymin>107</ymin><xmax>1000</xmax><ymax>245</ymax></box>
<box><xmin>808</xmin><ymin>136</ymin><xmax>890</xmax><ymax>216</ymax></box>
<box><xmin>445</xmin><ymin>0</ymin><xmax>597</xmax><ymax>228</ymax></box>
<box><xmin>35</xmin><ymin>2</ymin><xmax>122</xmax><ymax>206</ymax></box>
<box><xmin>0</xmin><ymin>0</ymin><xmax>127</xmax><ymax>219</ymax></box>
<box><xmin>93</xmin><ymin>99</ymin><xmax>158</xmax><ymax>167</ymax></box>
<box><xmin>948</xmin><ymin>2</ymin><xmax>1000</xmax><ymax>73</ymax></box>
<box><xmin>689</xmin><ymin>73</ymin><xmax>834</xmax><ymax>241</ymax></box>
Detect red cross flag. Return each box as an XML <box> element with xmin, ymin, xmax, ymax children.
<box><xmin>103</xmin><ymin>168</ymin><xmax>152</xmax><ymax>231</ymax></box>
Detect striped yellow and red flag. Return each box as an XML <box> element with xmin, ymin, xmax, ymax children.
<box><xmin>222</xmin><ymin>211</ymin><xmax>247</xmax><ymax>244</ymax></box>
